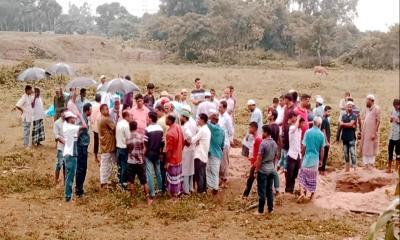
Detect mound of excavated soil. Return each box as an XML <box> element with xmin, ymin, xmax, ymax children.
<box><xmin>228</xmin><ymin>150</ymin><xmax>398</xmax><ymax>213</ymax></box>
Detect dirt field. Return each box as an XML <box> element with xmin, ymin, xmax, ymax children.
<box><xmin>0</xmin><ymin>34</ymin><xmax>399</xmax><ymax>239</ymax></box>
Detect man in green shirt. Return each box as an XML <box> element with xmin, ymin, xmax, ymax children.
<box><xmin>207</xmin><ymin>111</ymin><xmax>225</xmax><ymax>195</ymax></box>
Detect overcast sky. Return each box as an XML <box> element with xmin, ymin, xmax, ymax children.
<box><xmin>57</xmin><ymin>0</ymin><xmax>399</xmax><ymax>32</ymax></box>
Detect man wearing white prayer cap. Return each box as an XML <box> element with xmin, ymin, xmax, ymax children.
<box><xmin>360</xmin><ymin>94</ymin><xmax>381</xmax><ymax>169</ymax></box>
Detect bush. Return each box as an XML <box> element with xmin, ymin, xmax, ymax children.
<box><xmin>0</xmin><ymin>59</ymin><xmax>34</xmax><ymax>85</ymax></box>
<box><xmin>297</xmin><ymin>56</ymin><xmax>333</xmax><ymax>68</ymax></box>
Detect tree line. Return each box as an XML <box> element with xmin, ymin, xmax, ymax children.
<box><xmin>0</xmin><ymin>0</ymin><xmax>398</xmax><ymax>69</ymax></box>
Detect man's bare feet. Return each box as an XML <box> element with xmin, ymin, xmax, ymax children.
<box><xmin>297</xmin><ymin>194</ymin><xmax>305</xmax><ymax>203</ymax></box>
<box><xmin>309</xmin><ymin>193</ymin><xmax>315</xmax><ymax>201</ymax></box>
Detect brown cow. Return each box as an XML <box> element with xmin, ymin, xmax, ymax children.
<box><xmin>314</xmin><ymin>66</ymin><xmax>328</xmax><ymax>77</ymax></box>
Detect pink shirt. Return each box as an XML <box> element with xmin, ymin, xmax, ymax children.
<box><xmin>90</xmin><ymin>103</ymin><xmax>101</xmax><ymax>133</ymax></box>
<box><xmin>294</xmin><ymin>106</ymin><xmax>309</xmax><ymax>139</ymax></box>
<box><xmin>129</xmin><ymin>105</ymin><xmax>150</xmax><ymax>135</ymax></box>
<box><xmin>67</xmin><ymin>100</ymin><xmax>84</xmax><ymax>125</ymax></box>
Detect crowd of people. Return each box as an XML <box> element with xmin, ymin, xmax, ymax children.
<box><xmin>14</xmin><ymin>76</ymin><xmax>400</xmax><ymax>215</ymax></box>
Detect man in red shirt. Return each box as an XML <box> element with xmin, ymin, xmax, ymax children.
<box><xmin>242</xmin><ymin>122</ymin><xmax>263</xmax><ymax>198</ymax></box>
<box><xmin>295</xmin><ymin>94</ymin><xmax>311</xmax><ymax>139</ymax></box>
<box><xmin>165</xmin><ymin>114</ymin><xmax>184</xmax><ymax>199</ymax></box>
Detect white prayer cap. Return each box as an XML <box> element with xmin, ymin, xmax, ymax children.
<box><xmin>247</xmin><ymin>99</ymin><xmax>256</xmax><ymax>106</ymax></box>
<box><xmin>346</xmin><ymin>101</ymin><xmax>355</xmax><ymax>106</ymax></box>
<box><xmin>316</xmin><ymin>97</ymin><xmax>324</xmax><ymax>104</ymax></box>
<box><xmin>64</xmin><ymin>111</ymin><xmax>77</xmax><ymax>119</ymax></box>
<box><xmin>366</xmin><ymin>94</ymin><xmax>375</xmax><ymax>101</ymax></box>
<box><xmin>161</xmin><ymin>91</ymin><xmax>169</xmax><ymax>97</ymax></box>
<box><xmin>204</xmin><ymin>92</ymin><xmax>211</xmax><ymax>97</ymax></box>
<box><xmin>182</xmin><ymin>105</ymin><xmax>192</xmax><ymax>113</ymax></box>
<box><xmin>208</xmin><ymin>109</ymin><xmax>218</xmax><ymax>117</ymax></box>
<box><xmin>181</xmin><ymin>110</ymin><xmax>191</xmax><ymax>118</ymax></box>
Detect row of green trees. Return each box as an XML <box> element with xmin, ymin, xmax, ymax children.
<box><xmin>0</xmin><ymin>0</ymin><xmax>398</xmax><ymax>69</ymax></box>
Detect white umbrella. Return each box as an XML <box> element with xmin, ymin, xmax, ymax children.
<box><xmin>17</xmin><ymin>67</ymin><xmax>47</xmax><ymax>81</ymax></box>
<box><xmin>98</xmin><ymin>78</ymin><xmax>141</xmax><ymax>94</ymax></box>
<box><xmin>65</xmin><ymin>77</ymin><xmax>97</xmax><ymax>90</ymax></box>
<box><xmin>46</xmin><ymin>63</ymin><xmax>75</xmax><ymax>76</ymax></box>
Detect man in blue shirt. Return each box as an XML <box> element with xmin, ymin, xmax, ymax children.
<box><xmin>207</xmin><ymin>111</ymin><xmax>225</xmax><ymax>195</ymax></box>
<box><xmin>298</xmin><ymin>117</ymin><xmax>326</xmax><ymax>202</ymax></box>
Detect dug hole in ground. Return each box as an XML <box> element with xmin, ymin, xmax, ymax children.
<box><xmin>229</xmin><ymin>148</ymin><xmax>398</xmax><ymax>214</ymax></box>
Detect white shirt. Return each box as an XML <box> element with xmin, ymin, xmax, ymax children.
<box><xmin>182</xmin><ymin>117</ymin><xmax>198</xmax><ymax>176</ymax></box>
<box><xmin>182</xmin><ymin>117</ymin><xmax>198</xmax><ymax>150</ymax></box>
<box><xmin>32</xmin><ymin>97</ymin><xmax>46</xmax><ymax>121</ymax></box>
<box><xmin>16</xmin><ymin>94</ymin><xmax>33</xmax><ymax>122</ymax></box>
<box><xmin>191</xmin><ymin>124</ymin><xmax>211</xmax><ymax>163</ymax></box>
<box><xmin>211</xmin><ymin>98</ymin><xmax>219</xmax><ymax>110</ymax></box>
<box><xmin>53</xmin><ymin>118</ymin><xmax>65</xmax><ymax>151</ymax></box>
<box><xmin>116</xmin><ymin>119</ymin><xmax>130</xmax><ymax>149</ymax></box>
<box><xmin>97</xmin><ymin>84</ymin><xmax>112</xmax><ymax>108</ymax></box>
<box><xmin>276</xmin><ymin>105</ymin><xmax>285</xmax><ymax>125</ymax></box>
<box><xmin>224</xmin><ymin>98</ymin><xmax>235</xmax><ymax>115</ymax></box>
<box><xmin>196</xmin><ymin>100</ymin><xmax>217</xmax><ymax>119</ymax></box>
<box><xmin>287</xmin><ymin>125</ymin><xmax>302</xmax><ymax>160</ymax></box>
<box><xmin>250</xmin><ymin>108</ymin><xmax>263</xmax><ymax>135</ymax></box>
<box><xmin>63</xmin><ymin>122</ymin><xmax>80</xmax><ymax>157</ymax></box>
<box><xmin>218</xmin><ymin>111</ymin><xmax>234</xmax><ymax>146</ymax></box>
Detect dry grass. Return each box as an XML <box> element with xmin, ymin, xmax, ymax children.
<box><xmin>0</xmin><ymin>171</ymin><xmax>53</xmax><ymax>194</ymax></box>
<box><xmin>74</xmin><ymin>62</ymin><xmax>398</xmax><ymax>168</ymax></box>
<box><xmin>0</xmin><ymin>33</ymin><xmax>398</xmax><ymax>239</ymax></box>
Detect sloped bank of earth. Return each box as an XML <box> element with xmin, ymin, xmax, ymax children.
<box><xmin>0</xmin><ymin>32</ymin><xmax>165</xmax><ymax>64</ymax></box>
